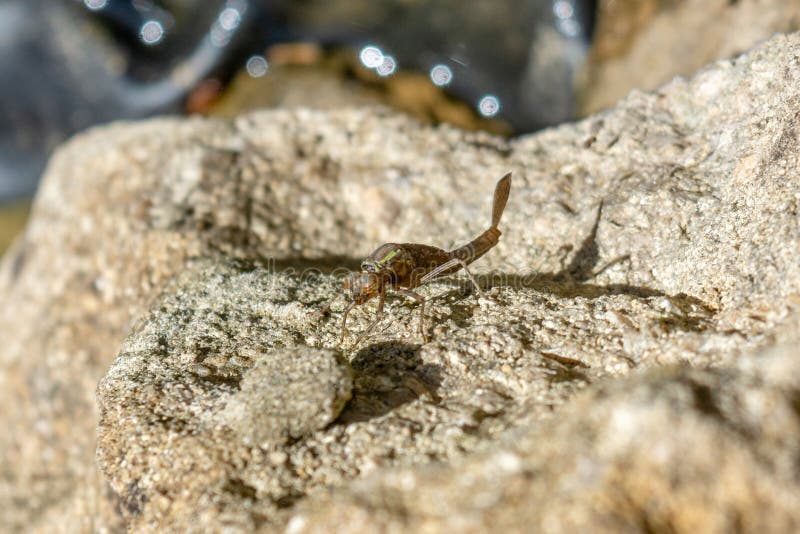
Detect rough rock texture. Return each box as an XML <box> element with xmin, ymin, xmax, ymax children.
<box><xmin>583</xmin><ymin>0</ymin><xmax>800</xmax><ymax>114</ymax></box>
<box><xmin>219</xmin><ymin>346</ymin><xmax>352</xmax><ymax>447</ymax></box>
<box><xmin>2</xmin><ymin>30</ymin><xmax>800</xmax><ymax>532</ymax></box>
<box><xmin>96</xmin><ymin>279</ymin><xmax>354</xmax><ymax>528</ymax></box>
<box><xmin>290</xmin><ymin>340</ymin><xmax>800</xmax><ymax>533</ymax></box>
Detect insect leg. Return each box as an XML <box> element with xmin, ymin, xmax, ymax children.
<box><xmin>396</xmin><ymin>288</ymin><xmax>429</xmax><ymax>342</ymax></box>
<box><xmin>419</xmin><ymin>258</ymin><xmax>461</xmax><ymax>284</ymax></box>
<box><xmin>454</xmin><ymin>259</ymin><xmax>483</xmax><ymax>294</ymax></box>
<box><xmin>354</xmin><ymin>286</ymin><xmax>386</xmax><ymax>346</ymax></box>
<box><xmin>419</xmin><ymin>258</ymin><xmax>483</xmax><ymax>293</ymax></box>
<box><xmin>339</xmin><ymin>301</ymin><xmax>356</xmax><ymax>345</ymax></box>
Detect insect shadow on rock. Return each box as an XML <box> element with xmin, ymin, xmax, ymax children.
<box><xmin>336</xmin><ymin>341</ymin><xmax>443</xmax><ymax>423</ymax></box>
<box><xmin>331</xmin><ymin>173</ymin><xmax>512</xmax><ymax>347</ymax></box>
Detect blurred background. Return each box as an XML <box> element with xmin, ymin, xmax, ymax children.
<box><xmin>1</xmin><ymin>0</ymin><xmax>798</xmax><ymax>255</ymax></box>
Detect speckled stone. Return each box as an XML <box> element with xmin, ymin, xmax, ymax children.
<box><xmin>290</xmin><ymin>339</ymin><xmax>800</xmax><ymax>533</ymax></box>
<box><xmin>2</xmin><ymin>30</ymin><xmax>800</xmax><ymax>533</ymax></box>
<box><xmin>96</xmin><ymin>273</ymin><xmax>354</xmax><ymax>529</ymax></box>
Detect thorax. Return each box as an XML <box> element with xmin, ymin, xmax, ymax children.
<box><xmin>362</xmin><ymin>242</ymin><xmax>449</xmax><ymax>288</ymax></box>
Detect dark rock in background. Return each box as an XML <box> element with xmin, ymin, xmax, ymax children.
<box><xmin>0</xmin><ymin>0</ymin><xmax>595</xmax><ymax>201</ymax></box>
<box><xmin>0</xmin><ymin>0</ymin><xmax>266</xmax><ymax>201</ymax></box>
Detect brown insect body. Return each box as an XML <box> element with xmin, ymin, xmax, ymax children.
<box><xmin>340</xmin><ymin>172</ymin><xmax>512</xmax><ymax>344</ymax></box>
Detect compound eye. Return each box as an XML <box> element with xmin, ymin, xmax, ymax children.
<box><xmin>361</xmin><ymin>261</ymin><xmax>377</xmax><ymax>272</ymax></box>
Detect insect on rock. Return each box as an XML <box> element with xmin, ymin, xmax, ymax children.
<box><xmin>338</xmin><ymin>172</ymin><xmax>512</xmax><ymax>345</ymax></box>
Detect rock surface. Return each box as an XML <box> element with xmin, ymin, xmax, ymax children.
<box><xmin>290</xmin><ymin>340</ymin><xmax>800</xmax><ymax>533</ymax></box>
<box><xmin>583</xmin><ymin>0</ymin><xmax>800</xmax><ymax>114</ymax></box>
<box><xmin>96</xmin><ymin>277</ymin><xmax>355</xmax><ymax>529</ymax></box>
<box><xmin>2</xmin><ymin>30</ymin><xmax>800</xmax><ymax>532</ymax></box>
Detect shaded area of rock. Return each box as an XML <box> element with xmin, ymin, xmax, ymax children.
<box><xmin>1</xmin><ymin>29</ymin><xmax>800</xmax><ymax>532</ymax></box>
<box><xmin>0</xmin><ymin>199</ymin><xmax>29</xmax><ymax>256</ymax></box>
<box><xmin>290</xmin><ymin>340</ymin><xmax>800</xmax><ymax>533</ymax></box>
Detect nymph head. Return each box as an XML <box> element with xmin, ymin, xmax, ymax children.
<box><xmin>343</xmin><ymin>271</ymin><xmax>381</xmax><ymax>304</ymax></box>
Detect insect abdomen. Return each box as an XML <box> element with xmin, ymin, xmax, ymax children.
<box><xmin>448</xmin><ymin>227</ymin><xmax>501</xmax><ymax>264</ymax></box>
